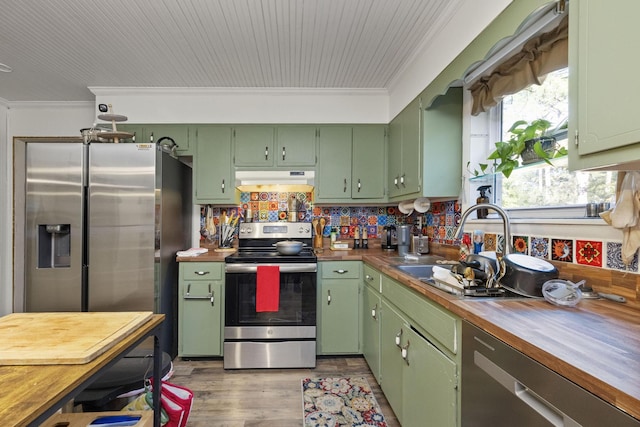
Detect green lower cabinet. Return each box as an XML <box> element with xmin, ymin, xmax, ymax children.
<box><xmin>380</xmin><ymin>300</ymin><xmax>406</xmax><ymax>424</ymax></box>
<box><xmin>402</xmin><ymin>325</ymin><xmax>457</xmax><ymax>427</ymax></box>
<box><xmin>178</xmin><ymin>262</ymin><xmax>224</xmax><ymax>357</ymax></box>
<box><xmin>361</xmin><ymin>282</ymin><xmax>381</xmax><ymax>382</ymax></box>
<box><xmin>317</xmin><ymin>261</ymin><xmax>361</xmax><ymax>355</ymax></box>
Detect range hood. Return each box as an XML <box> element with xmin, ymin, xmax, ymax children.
<box><xmin>235</xmin><ymin>170</ymin><xmax>315</xmax><ymax>192</ymax></box>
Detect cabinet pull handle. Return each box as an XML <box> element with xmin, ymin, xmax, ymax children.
<box><xmin>401</xmin><ymin>341</ymin><xmax>410</xmax><ymax>365</ymax></box>
<box><xmin>395</xmin><ymin>329</ymin><xmax>403</xmax><ymax>347</ymax></box>
<box><xmin>333</xmin><ymin>269</ymin><xmax>348</xmax><ymax>274</ymax></box>
<box><xmin>343</xmin><ymin>178</ymin><xmax>347</xmax><ymax>193</ymax></box>
<box><xmin>221</xmin><ymin>179</ymin><xmax>225</xmax><ymax>193</ymax></box>
<box><xmin>186</xmin><ymin>283</ymin><xmax>191</xmax><ymax>296</ymax></box>
<box><xmin>371</xmin><ymin>304</ymin><xmax>378</xmax><ymax>320</ymax></box>
<box><xmin>265</xmin><ymin>146</ymin><xmax>269</xmax><ymax>160</ymax></box>
<box><xmin>394</xmin><ymin>176</ymin><xmax>399</xmax><ymax>189</ymax></box>
<box><xmin>327</xmin><ymin>290</ymin><xmax>331</xmax><ymax>305</ymax></box>
<box><xmin>195</xmin><ymin>271</ymin><xmax>210</xmax><ymax>276</ymax></box>
<box><xmin>357</xmin><ymin>179</ymin><xmax>361</xmax><ymax>192</ymax></box>
<box><xmin>282</xmin><ymin>146</ymin><xmax>286</xmax><ymax>160</ymax></box>
<box><xmin>210</xmin><ymin>284</ymin><xmax>215</xmax><ymax>306</ymax></box>
<box><xmin>400</xmin><ymin>174</ymin><xmax>405</xmax><ymax>187</ymax></box>
<box><xmin>365</xmin><ymin>274</ymin><xmax>374</xmax><ymax>281</ymax></box>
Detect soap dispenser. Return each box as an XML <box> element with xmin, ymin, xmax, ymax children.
<box><xmin>476</xmin><ymin>185</ymin><xmax>492</xmax><ymax>219</ymax></box>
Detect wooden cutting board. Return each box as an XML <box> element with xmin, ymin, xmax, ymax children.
<box><xmin>0</xmin><ymin>311</ymin><xmax>153</xmax><ymax>365</ymax></box>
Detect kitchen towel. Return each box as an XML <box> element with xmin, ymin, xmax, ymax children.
<box><xmin>256</xmin><ymin>265</ymin><xmax>280</xmax><ymax>312</ymax></box>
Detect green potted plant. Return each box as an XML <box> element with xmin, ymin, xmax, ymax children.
<box><xmin>471</xmin><ymin>119</ymin><xmax>567</xmax><ymax>179</ymax></box>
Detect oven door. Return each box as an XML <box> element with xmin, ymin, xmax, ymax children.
<box><xmin>224</xmin><ymin>263</ymin><xmax>317</xmax><ymax>328</ymax></box>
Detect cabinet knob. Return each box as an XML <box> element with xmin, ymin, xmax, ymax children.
<box><xmin>221</xmin><ymin>179</ymin><xmax>225</xmax><ymax>193</ymax></box>
<box><xmin>394</xmin><ymin>176</ymin><xmax>399</xmax><ymax>189</ymax></box>
<box><xmin>327</xmin><ymin>290</ymin><xmax>331</xmax><ymax>305</ymax></box>
<box><xmin>195</xmin><ymin>271</ymin><xmax>210</xmax><ymax>276</ymax></box>
<box><xmin>343</xmin><ymin>178</ymin><xmax>347</xmax><ymax>193</ymax></box>
<box><xmin>365</xmin><ymin>274</ymin><xmax>373</xmax><ymax>281</ymax></box>
<box><xmin>371</xmin><ymin>304</ymin><xmax>378</xmax><ymax>320</ymax></box>
<box><xmin>400</xmin><ymin>174</ymin><xmax>405</xmax><ymax>187</ymax></box>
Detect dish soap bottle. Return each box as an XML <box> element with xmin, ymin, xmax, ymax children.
<box><xmin>476</xmin><ymin>185</ymin><xmax>492</xmax><ymax>219</ymax></box>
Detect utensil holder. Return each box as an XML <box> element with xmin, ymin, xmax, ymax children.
<box><xmin>219</xmin><ymin>225</ymin><xmax>235</xmax><ymax>248</ymax></box>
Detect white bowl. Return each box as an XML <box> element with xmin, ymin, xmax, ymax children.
<box><xmin>398</xmin><ymin>200</ymin><xmax>414</xmax><ymax>215</ymax></box>
<box><xmin>413</xmin><ymin>197</ymin><xmax>431</xmax><ymax>213</ymax></box>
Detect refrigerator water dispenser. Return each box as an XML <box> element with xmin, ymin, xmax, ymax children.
<box><xmin>38</xmin><ymin>224</ymin><xmax>70</xmax><ymax>268</ymax></box>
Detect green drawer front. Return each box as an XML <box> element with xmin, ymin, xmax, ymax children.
<box><xmin>382</xmin><ymin>275</ymin><xmax>459</xmax><ymax>355</ymax></box>
<box><xmin>321</xmin><ymin>261</ymin><xmax>361</xmax><ymax>279</ymax></box>
<box><xmin>363</xmin><ymin>263</ymin><xmax>382</xmax><ymax>292</ymax></box>
<box><xmin>182</xmin><ymin>262</ymin><xmax>223</xmax><ymax>280</ymax></box>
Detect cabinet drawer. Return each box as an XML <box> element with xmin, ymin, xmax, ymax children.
<box><xmin>363</xmin><ymin>263</ymin><xmax>382</xmax><ymax>292</ymax></box>
<box><xmin>321</xmin><ymin>261</ymin><xmax>360</xmax><ymax>279</ymax></box>
<box><xmin>382</xmin><ymin>275</ymin><xmax>459</xmax><ymax>355</ymax></box>
<box><xmin>181</xmin><ymin>262</ymin><xmax>223</xmax><ymax>281</ymax></box>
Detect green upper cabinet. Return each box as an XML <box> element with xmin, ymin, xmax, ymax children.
<box><xmin>352</xmin><ymin>126</ymin><xmax>386</xmax><ymax>199</ymax></box>
<box><xmin>193</xmin><ymin>126</ymin><xmax>236</xmax><ymax>204</ymax></box>
<box><xmin>116</xmin><ymin>124</ymin><xmax>192</xmax><ymax>155</ymax></box>
<box><xmin>147</xmin><ymin>124</ymin><xmax>192</xmax><ymax>156</ymax></box>
<box><xmin>233</xmin><ymin>126</ymin><xmax>276</xmax><ymax>167</ymax></box>
<box><xmin>316</xmin><ymin>126</ymin><xmax>353</xmax><ymax>201</ymax></box>
<box><xmin>422</xmin><ymin>87</ymin><xmax>463</xmax><ymax>197</ymax></box>
<box><xmin>233</xmin><ymin>125</ymin><xmax>317</xmax><ymax>168</ymax></box>
<box><xmin>569</xmin><ymin>0</ymin><xmax>640</xmax><ymax>170</ymax></box>
<box><xmin>275</xmin><ymin>126</ymin><xmax>317</xmax><ymax>166</ymax></box>
<box><xmin>387</xmin><ymin>97</ymin><xmax>422</xmax><ymax>200</ymax></box>
<box><xmin>316</xmin><ymin>125</ymin><xmax>386</xmax><ymax>203</ymax></box>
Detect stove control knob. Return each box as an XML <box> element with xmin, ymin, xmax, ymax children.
<box><xmin>240</xmin><ymin>225</ymin><xmax>253</xmax><ymax>234</ymax></box>
<box><xmin>299</xmin><ymin>226</ymin><xmax>310</xmax><ymax>234</ymax></box>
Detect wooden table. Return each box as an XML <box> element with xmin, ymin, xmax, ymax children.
<box><xmin>0</xmin><ymin>313</ymin><xmax>164</xmax><ymax>427</ymax></box>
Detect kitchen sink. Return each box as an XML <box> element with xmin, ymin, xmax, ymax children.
<box><xmin>393</xmin><ymin>264</ymin><xmax>437</xmax><ymax>279</ymax></box>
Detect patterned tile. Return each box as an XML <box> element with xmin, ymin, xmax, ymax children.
<box><xmin>472</xmin><ymin>230</ymin><xmax>484</xmax><ymax>254</ymax></box>
<box><xmin>483</xmin><ymin>233</ymin><xmax>497</xmax><ymax>252</ymax></box>
<box><xmin>530</xmin><ymin>237</ymin><xmax>549</xmax><ymax>259</ymax></box>
<box><xmin>496</xmin><ymin>234</ymin><xmax>504</xmax><ymax>254</ymax></box>
<box><xmin>606</xmin><ymin>242</ymin><xmax>639</xmax><ymax>271</ymax></box>
<box><xmin>512</xmin><ymin>235</ymin><xmax>529</xmax><ymax>255</ymax></box>
<box><xmin>551</xmin><ymin>239</ymin><xmax>573</xmax><ymax>262</ymax></box>
<box><xmin>576</xmin><ymin>240</ymin><xmax>603</xmax><ymax>267</ymax></box>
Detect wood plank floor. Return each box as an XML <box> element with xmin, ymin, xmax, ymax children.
<box><xmin>170</xmin><ymin>356</ymin><xmax>400</xmax><ymax>427</ymax></box>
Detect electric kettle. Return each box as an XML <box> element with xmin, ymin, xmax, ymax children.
<box><xmin>381</xmin><ymin>225</ymin><xmax>397</xmax><ymax>250</ymax></box>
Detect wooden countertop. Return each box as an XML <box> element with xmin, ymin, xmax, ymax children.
<box><xmin>177</xmin><ymin>248</ymin><xmax>640</xmax><ymax>419</ymax></box>
<box><xmin>0</xmin><ymin>313</ymin><xmax>164</xmax><ymax>426</ymax></box>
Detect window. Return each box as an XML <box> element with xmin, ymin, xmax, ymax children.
<box><xmin>495</xmin><ymin>68</ymin><xmax>617</xmax><ymax>210</ymax></box>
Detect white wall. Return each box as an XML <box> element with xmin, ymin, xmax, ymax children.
<box><xmin>2</xmin><ymin>101</ymin><xmax>94</xmax><ymax>315</ymax></box>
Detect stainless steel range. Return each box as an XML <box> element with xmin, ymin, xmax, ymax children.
<box><xmin>224</xmin><ymin>222</ymin><xmax>317</xmax><ymax>369</ymax></box>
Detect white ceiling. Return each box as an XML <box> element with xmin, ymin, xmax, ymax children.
<box><xmin>0</xmin><ymin>0</ymin><xmax>467</xmax><ymax>102</ymax></box>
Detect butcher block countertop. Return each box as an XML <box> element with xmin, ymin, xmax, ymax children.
<box><xmin>178</xmin><ymin>248</ymin><xmax>640</xmax><ymax>419</ymax></box>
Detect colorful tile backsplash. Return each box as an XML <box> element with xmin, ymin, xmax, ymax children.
<box><xmin>200</xmin><ymin>190</ymin><xmax>638</xmax><ymax>274</ymax></box>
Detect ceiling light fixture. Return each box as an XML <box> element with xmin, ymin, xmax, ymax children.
<box><xmin>0</xmin><ymin>63</ymin><xmax>12</xmax><ymax>73</ymax></box>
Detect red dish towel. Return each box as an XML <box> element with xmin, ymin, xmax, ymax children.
<box><xmin>256</xmin><ymin>265</ymin><xmax>280</xmax><ymax>312</ymax></box>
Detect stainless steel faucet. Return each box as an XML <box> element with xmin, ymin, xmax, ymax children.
<box><xmin>454</xmin><ymin>203</ymin><xmax>512</xmax><ymax>255</ymax></box>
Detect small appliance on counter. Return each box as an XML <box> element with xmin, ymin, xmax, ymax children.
<box><xmin>412</xmin><ymin>235</ymin><xmax>429</xmax><ymax>254</ymax></box>
<box><xmin>381</xmin><ymin>225</ymin><xmax>397</xmax><ymax>251</ymax></box>
<box><xmin>397</xmin><ymin>225</ymin><xmax>412</xmax><ymax>256</ymax></box>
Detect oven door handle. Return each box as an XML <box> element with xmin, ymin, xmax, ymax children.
<box><xmin>225</xmin><ymin>263</ymin><xmax>317</xmax><ymax>274</ymax></box>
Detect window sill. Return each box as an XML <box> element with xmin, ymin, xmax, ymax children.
<box><xmin>468</xmin><ymin>217</ymin><xmax>607</xmax><ymax>226</ymax></box>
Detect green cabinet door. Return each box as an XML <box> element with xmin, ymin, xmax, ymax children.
<box><xmin>352</xmin><ymin>125</ymin><xmax>386</xmax><ymax>199</ymax></box>
<box><xmin>147</xmin><ymin>124</ymin><xmax>192</xmax><ymax>156</ymax></box>
<box><xmin>569</xmin><ymin>0</ymin><xmax>640</xmax><ymax>170</ymax></box>
<box><xmin>380</xmin><ymin>300</ymin><xmax>406</xmax><ymax>424</ymax></box>
<box><xmin>193</xmin><ymin>126</ymin><xmax>236</xmax><ymax>204</ymax></box>
<box><xmin>402</xmin><ymin>326</ymin><xmax>457</xmax><ymax>427</ymax></box>
<box><xmin>316</xmin><ymin>126</ymin><xmax>353</xmax><ymax>201</ymax></box>
<box><xmin>317</xmin><ymin>261</ymin><xmax>361</xmax><ymax>355</ymax></box>
<box><xmin>276</xmin><ymin>126</ymin><xmax>317</xmax><ymax>166</ymax></box>
<box><xmin>399</xmin><ymin>97</ymin><xmax>422</xmax><ymax>197</ymax></box>
<box><xmin>233</xmin><ymin>126</ymin><xmax>275</xmax><ymax>167</ymax></box>
<box><xmin>115</xmin><ymin>124</ymin><xmax>144</xmax><ymax>143</ymax></box>
<box><xmin>362</xmin><ymin>281</ymin><xmax>381</xmax><ymax>382</ymax></box>
<box><xmin>178</xmin><ymin>262</ymin><xmax>224</xmax><ymax>357</ymax></box>
<box><xmin>387</xmin><ymin>97</ymin><xmax>421</xmax><ymax>199</ymax></box>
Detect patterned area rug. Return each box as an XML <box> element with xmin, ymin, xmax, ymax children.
<box><xmin>302</xmin><ymin>377</ymin><xmax>388</xmax><ymax>427</ymax></box>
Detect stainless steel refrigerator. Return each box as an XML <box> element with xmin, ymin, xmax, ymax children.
<box><xmin>21</xmin><ymin>141</ymin><xmax>191</xmax><ymax>357</ymax></box>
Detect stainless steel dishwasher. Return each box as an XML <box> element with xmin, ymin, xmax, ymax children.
<box><xmin>462</xmin><ymin>321</ymin><xmax>640</xmax><ymax>426</ymax></box>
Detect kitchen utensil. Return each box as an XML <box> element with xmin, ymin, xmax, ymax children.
<box><xmin>542</xmin><ymin>279</ymin><xmax>582</xmax><ymax>307</ymax></box>
<box><xmin>500</xmin><ymin>253</ymin><xmax>559</xmax><ymax>297</ymax></box>
<box><xmin>598</xmin><ymin>293</ymin><xmax>626</xmax><ymax>303</ymax></box>
<box><xmin>413</xmin><ymin>197</ymin><xmax>431</xmax><ymax>213</ymax></box>
<box><xmin>398</xmin><ymin>200</ymin><xmax>414</xmax><ymax>215</ymax></box>
<box><xmin>273</xmin><ymin>240</ymin><xmax>306</xmax><ymax>255</ymax></box>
